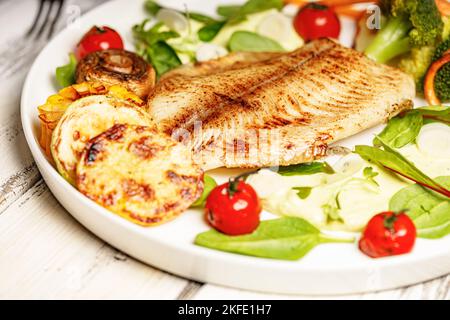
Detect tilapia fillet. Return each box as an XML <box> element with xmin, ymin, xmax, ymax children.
<box><xmin>147</xmin><ymin>39</ymin><xmax>415</xmax><ymax>170</ymax></box>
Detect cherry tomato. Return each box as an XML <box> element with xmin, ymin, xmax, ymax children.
<box><xmin>205</xmin><ymin>180</ymin><xmax>261</xmax><ymax>236</ymax></box>
<box><xmin>75</xmin><ymin>26</ymin><xmax>124</xmax><ymax>60</ymax></box>
<box><xmin>359</xmin><ymin>211</ymin><xmax>416</xmax><ymax>258</ymax></box>
<box><xmin>293</xmin><ymin>3</ymin><xmax>341</xmax><ymax>42</ymax></box>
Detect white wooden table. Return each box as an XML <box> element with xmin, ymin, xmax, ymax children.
<box><xmin>0</xmin><ymin>0</ymin><xmax>448</xmax><ymax>300</ymax></box>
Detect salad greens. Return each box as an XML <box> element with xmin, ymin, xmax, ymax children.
<box><xmin>199</xmin><ymin>0</ymin><xmax>284</xmax><ymax>42</ymax></box>
<box><xmin>417</xmin><ymin>105</ymin><xmax>450</xmax><ymax>125</ymax></box>
<box><xmin>132</xmin><ymin>21</ymin><xmax>181</xmax><ymax>77</ymax></box>
<box><xmin>55</xmin><ymin>53</ymin><xmax>77</xmax><ymax>88</ymax></box>
<box><xmin>191</xmin><ymin>174</ymin><xmax>217</xmax><ymax>207</ymax></box>
<box><xmin>228</xmin><ymin>31</ymin><xmax>284</xmax><ymax>52</ymax></box>
<box><xmin>275</xmin><ymin>161</ymin><xmax>334</xmax><ymax>176</ymax></box>
<box><xmin>355</xmin><ymin>138</ymin><xmax>450</xmax><ymax>198</ymax></box>
<box><xmin>390</xmin><ymin>176</ymin><xmax>450</xmax><ymax>239</ymax></box>
<box><xmin>293</xmin><ymin>187</ymin><xmax>312</xmax><ymax>200</ymax></box>
<box><xmin>363</xmin><ymin>167</ymin><xmax>379</xmax><ymax>186</ymax></box>
<box><xmin>374</xmin><ymin>111</ymin><xmax>423</xmax><ymax>148</ymax></box>
<box><xmin>195</xmin><ymin>217</ymin><xmax>354</xmax><ymax>261</ymax></box>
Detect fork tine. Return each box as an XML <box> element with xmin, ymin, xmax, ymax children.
<box><xmin>26</xmin><ymin>0</ymin><xmax>45</xmax><ymax>37</ymax></box>
<box><xmin>35</xmin><ymin>0</ymin><xmax>53</xmax><ymax>40</ymax></box>
<box><xmin>47</xmin><ymin>0</ymin><xmax>65</xmax><ymax>40</ymax></box>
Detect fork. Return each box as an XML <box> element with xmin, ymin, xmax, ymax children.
<box><xmin>0</xmin><ymin>0</ymin><xmax>65</xmax><ymax>78</ymax></box>
<box><xmin>26</xmin><ymin>0</ymin><xmax>65</xmax><ymax>40</ymax></box>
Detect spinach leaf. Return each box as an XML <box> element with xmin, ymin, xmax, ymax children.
<box><xmin>293</xmin><ymin>187</ymin><xmax>312</xmax><ymax>199</ymax></box>
<box><xmin>188</xmin><ymin>12</ymin><xmax>218</xmax><ymax>25</ymax></box>
<box><xmin>195</xmin><ymin>217</ymin><xmax>354</xmax><ymax>260</ymax></box>
<box><xmin>228</xmin><ymin>0</ymin><xmax>284</xmax><ymax>24</ymax></box>
<box><xmin>374</xmin><ymin>111</ymin><xmax>423</xmax><ymax>148</ymax></box>
<box><xmin>198</xmin><ymin>21</ymin><xmax>226</xmax><ymax>42</ymax></box>
<box><xmin>275</xmin><ymin>161</ymin><xmax>334</xmax><ymax>176</ymax></box>
<box><xmin>144</xmin><ymin>0</ymin><xmax>161</xmax><ymax>15</ymax></box>
<box><xmin>390</xmin><ymin>176</ymin><xmax>450</xmax><ymax>239</ymax></box>
<box><xmin>417</xmin><ymin>106</ymin><xmax>450</xmax><ymax>125</ymax></box>
<box><xmin>133</xmin><ymin>22</ymin><xmax>180</xmax><ymax>45</ymax></box>
<box><xmin>229</xmin><ymin>31</ymin><xmax>285</xmax><ymax>52</ymax></box>
<box><xmin>55</xmin><ymin>53</ymin><xmax>77</xmax><ymax>88</ymax></box>
<box><xmin>191</xmin><ymin>174</ymin><xmax>217</xmax><ymax>207</ymax></box>
<box><xmin>355</xmin><ymin>139</ymin><xmax>450</xmax><ymax>198</ymax></box>
<box><xmin>217</xmin><ymin>5</ymin><xmax>241</xmax><ymax>18</ymax></box>
<box><xmin>146</xmin><ymin>42</ymin><xmax>182</xmax><ymax>77</ymax></box>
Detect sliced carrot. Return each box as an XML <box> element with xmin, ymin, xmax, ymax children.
<box><xmin>436</xmin><ymin>0</ymin><xmax>450</xmax><ymax>17</ymax></box>
<box><xmin>424</xmin><ymin>50</ymin><xmax>450</xmax><ymax>105</ymax></box>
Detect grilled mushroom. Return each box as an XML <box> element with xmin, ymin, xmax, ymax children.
<box><xmin>75</xmin><ymin>49</ymin><xmax>155</xmax><ymax>99</ymax></box>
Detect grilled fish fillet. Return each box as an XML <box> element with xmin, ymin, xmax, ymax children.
<box><xmin>147</xmin><ymin>39</ymin><xmax>415</xmax><ymax>170</ymax></box>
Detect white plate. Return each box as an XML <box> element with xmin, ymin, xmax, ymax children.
<box><xmin>20</xmin><ymin>0</ymin><xmax>450</xmax><ymax>295</ymax></box>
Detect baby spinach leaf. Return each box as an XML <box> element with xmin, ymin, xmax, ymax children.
<box><xmin>55</xmin><ymin>53</ymin><xmax>77</xmax><ymax>88</ymax></box>
<box><xmin>191</xmin><ymin>174</ymin><xmax>217</xmax><ymax>207</ymax></box>
<box><xmin>275</xmin><ymin>161</ymin><xmax>335</xmax><ymax>176</ymax></box>
<box><xmin>374</xmin><ymin>111</ymin><xmax>423</xmax><ymax>148</ymax></box>
<box><xmin>227</xmin><ymin>0</ymin><xmax>284</xmax><ymax>24</ymax></box>
<box><xmin>146</xmin><ymin>42</ymin><xmax>182</xmax><ymax>77</ymax></box>
<box><xmin>229</xmin><ymin>31</ymin><xmax>285</xmax><ymax>52</ymax></box>
<box><xmin>195</xmin><ymin>217</ymin><xmax>354</xmax><ymax>260</ymax></box>
<box><xmin>355</xmin><ymin>139</ymin><xmax>450</xmax><ymax>198</ymax></box>
<box><xmin>390</xmin><ymin>176</ymin><xmax>450</xmax><ymax>239</ymax></box>
<box><xmin>198</xmin><ymin>21</ymin><xmax>226</xmax><ymax>42</ymax></box>
<box><xmin>188</xmin><ymin>12</ymin><xmax>218</xmax><ymax>25</ymax></box>
<box><xmin>144</xmin><ymin>0</ymin><xmax>162</xmax><ymax>15</ymax></box>
<box><xmin>293</xmin><ymin>187</ymin><xmax>312</xmax><ymax>199</ymax></box>
<box><xmin>217</xmin><ymin>5</ymin><xmax>241</xmax><ymax>18</ymax></box>
<box><xmin>417</xmin><ymin>106</ymin><xmax>450</xmax><ymax>125</ymax></box>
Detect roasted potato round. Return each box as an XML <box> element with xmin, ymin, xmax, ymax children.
<box><xmin>51</xmin><ymin>95</ymin><xmax>152</xmax><ymax>184</ymax></box>
<box><xmin>76</xmin><ymin>124</ymin><xmax>204</xmax><ymax>226</ymax></box>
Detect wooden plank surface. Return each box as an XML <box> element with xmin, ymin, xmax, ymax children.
<box><xmin>0</xmin><ymin>0</ymin><xmax>448</xmax><ymax>300</ymax></box>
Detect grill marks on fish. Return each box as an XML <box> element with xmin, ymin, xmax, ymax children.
<box><xmin>147</xmin><ymin>39</ymin><xmax>416</xmax><ymax>169</ymax></box>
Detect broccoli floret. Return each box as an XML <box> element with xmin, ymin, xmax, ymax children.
<box><xmin>432</xmin><ymin>37</ymin><xmax>450</xmax><ymax>101</ymax></box>
<box><xmin>398</xmin><ymin>46</ymin><xmax>435</xmax><ymax>91</ymax></box>
<box><xmin>365</xmin><ymin>0</ymin><xmax>443</xmax><ymax>63</ymax></box>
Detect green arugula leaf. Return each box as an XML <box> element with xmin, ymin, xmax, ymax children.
<box><xmin>374</xmin><ymin>111</ymin><xmax>423</xmax><ymax>148</ymax></box>
<box><xmin>275</xmin><ymin>161</ymin><xmax>335</xmax><ymax>176</ymax></box>
<box><xmin>55</xmin><ymin>53</ymin><xmax>77</xmax><ymax>88</ymax></box>
<box><xmin>355</xmin><ymin>139</ymin><xmax>450</xmax><ymax>198</ymax></box>
<box><xmin>390</xmin><ymin>176</ymin><xmax>450</xmax><ymax>239</ymax></box>
<box><xmin>198</xmin><ymin>21</ymin><xmax>226</xmax><ymax>42</ymax></box>
<box><xmin>228</xmin><ymin>31</ymin><xmax>285</xmax><ymax>52</ymax></box>
<box><xmin>191</xmin><ymin>174</ymin><xmax>217</xmax><ymax>207</ymax></box>
<box><xmin>195</xmin><ymin>217</ymin><xmax>354</xmax><ymax>260</ymax></box>
<box><xmin>293</xmin><ymin>187</ymin><xmax>312</xmax><ymax>200</ymax></box>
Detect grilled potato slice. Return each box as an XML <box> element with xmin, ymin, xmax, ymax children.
<box><xmin>76</xmin><ymin>124</ymin><xmax>204</xmax><ymax>226</ymax></box>
<box><xmin>51</xmin><ymin>95</ymin><xmax>152</xmax><ymax>184</ymax></box>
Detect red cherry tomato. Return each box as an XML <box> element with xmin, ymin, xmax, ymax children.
<box><xmin>75</xmin><ymin>26</ymin><xmax>124</xmax><ymax>60</ymax></box>
<box><xmin>359</xmin><ymin>211</ymin><xmax>416</xmax><ymax>258</ymax></box>
<box><xmin>293</xmin><ymin>3</ymin><xmax>341</xmax><ymax>42</ymax></box>
<box><xmin>205</xmin><ymin>180</ymin><xmax>261</xmax><ymax>236</ymax></box>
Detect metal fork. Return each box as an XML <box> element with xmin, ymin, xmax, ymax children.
<box><xmin>0</xmin><ymin>0</ymin><xmax>65</xmax><ymax>78</ymax></box>
<box><xmin>26</xmin><ymin>0</ymin><xmax>65</xmax><ymax>40</ymax></box>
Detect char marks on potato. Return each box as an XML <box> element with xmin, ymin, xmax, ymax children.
<box><xmin>76</xmin><ymin>124</ymin><xmax>204</xmax><ymax>226</ymax></box>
